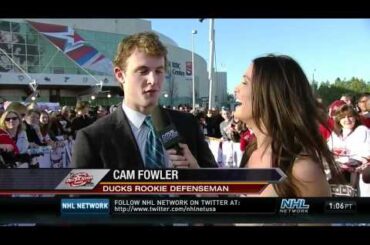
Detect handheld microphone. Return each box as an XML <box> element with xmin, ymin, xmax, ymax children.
<box><xmin>151</xmin><ymin>105</ymin><xmax>183</xmax><ymax>155</ymax></box>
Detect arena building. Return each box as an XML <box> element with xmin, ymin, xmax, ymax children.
<box><xmin>0</xmin><ymin>19</ymin><xmax>227</xmax><ymax>108</ymax></box>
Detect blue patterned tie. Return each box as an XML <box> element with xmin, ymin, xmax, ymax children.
<box><xmin>144</xmin><ymin>116</ymin><xmax>165</xmax><ymax>168</ymax></box>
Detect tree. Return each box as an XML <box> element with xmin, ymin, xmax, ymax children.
<box><xmin>346</xmin><ymin>77</ymin><xmax>368</xmax><ymax>93</ymax></box>
<box><xmin>315</xmin><ymin>77</ymin><xmax>370</xmax><ymax>108</ymax></box>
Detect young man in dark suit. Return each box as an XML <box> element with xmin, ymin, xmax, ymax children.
<box><xmin>72</xmin><ymin>32</ymin><xmax>217</xmax><ymax>169</ymax></box>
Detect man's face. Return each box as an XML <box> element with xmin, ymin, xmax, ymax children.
<box><xmin>221</xmin><ymin>110</ymin><xmax>231</xmax><ymax>121</ymax></box>
<box><xmin>27</xmin><ymin>112</ymin><xmax>40</xmax><ymax>125</ymax></box>
<box><xmin>115</xmin><ymin>48</ymin><xmax>165</xmax><ymax>114</ymax></box>
<box><xmin>358</xmin><ymin>96</ymin><xmax>369</xmax><ymax>112</ymax></box>
<box><xmin>97</xmin><ymin>108</ymin><xmax>107</xmax><ymax>118</ymax></box>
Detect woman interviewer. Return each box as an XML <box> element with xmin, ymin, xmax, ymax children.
<box><xmin>234</xmin><ymin>54</ymin><xmax>342</xmax><ymax>197</ymax></box>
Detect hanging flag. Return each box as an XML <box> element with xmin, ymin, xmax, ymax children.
<box><xmin>27</xmin><ymin>20</ymin><xmax>113</xmax><ymax>76</ymax></box>
<box><xmin>185</xmin><ymin>61</ymin><xmax>192</xmax><ymax>76</ymax></box>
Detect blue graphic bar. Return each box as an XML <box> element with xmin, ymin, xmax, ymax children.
<box><xmin>61</xmin><ymin>198</ymin><xmax>110</xmax><ymax>215</ymax></box>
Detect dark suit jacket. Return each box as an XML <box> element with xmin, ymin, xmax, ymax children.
<box><xmin>70</xmin><ymin>115</ymin><xmax>94</xmax><ymax>139</ymax></box>
<box><xmin>363</xmin><ymin>165</ymin><xmax>370</xmax><ymax>184</ymax></box>
<box><xmin>71</xmin><ymin>106</ymin><xmax>217</xmax><ymax>169</ymax></box>
<box><xmin>24</xmin><ymin>122</ymin><xmax>46</xmax><ymax>146</ymax></box>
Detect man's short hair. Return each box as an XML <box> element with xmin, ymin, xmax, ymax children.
<box><xmin>75</xmin><ymin>101</ymin><xmax>90</xmax><ymax>112</ymax></box>
<box><xmin>26</xmin><ymin>109</ymin><xmax>41</xmax><ymax>117</ymax></box>
<box><xmin>113</xmin><ymin>32</ymin><xmax>168</xmax><ymax>71</ymax></box>
<box><xmin>221</xmin><ymin>106</ymin><xmax>230</xmax><ymax>112</ymax></box>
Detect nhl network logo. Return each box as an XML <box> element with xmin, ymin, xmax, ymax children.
<box><xmin>279</xmin><ymin>199</ymin><xmax>310</xmax><ymax>214</ymax></box>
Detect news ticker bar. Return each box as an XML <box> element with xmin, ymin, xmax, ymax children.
<box><xmin>2</xmin><ymin>197</ymin><xmax>370</xmax><ymax>216</ymax></box>
<box><xmin>0</xmin><ymin>169</ymin><xmax>285</xmax><ymax>195</ymax></box>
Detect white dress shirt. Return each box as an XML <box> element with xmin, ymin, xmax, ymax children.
<box><xmin>121</xmin><ymin>103</ymin><xmax>169</xmax><ymax>168</ymax></box>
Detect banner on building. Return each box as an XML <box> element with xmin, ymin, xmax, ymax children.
<box><xmin>27</xmin><ymin>21</ymin><xmax>113</xmax><ymax>76</ymax></box>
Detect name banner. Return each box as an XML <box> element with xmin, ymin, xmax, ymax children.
<box><xmin>0</xmin><ymin>169</ymin><xmax>285</xmax><ymax>195</ymax></box>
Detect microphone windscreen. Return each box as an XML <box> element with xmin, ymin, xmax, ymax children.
<box><xmin>151</xmin><ymin>106</ymin><xmax>182</xmax><ymax>150</ymax></box>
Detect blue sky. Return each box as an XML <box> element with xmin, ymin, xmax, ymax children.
<box><xmin>148</xmin><ymin>19</ymin><xmax>370</xmax><ymax>93</ymax></box>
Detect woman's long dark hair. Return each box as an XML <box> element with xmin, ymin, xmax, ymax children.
<box><xmin>40</xmin><ymin>110</ymin><xmax>52</xmax><ymax>137</ymax></box>
<box><xmin>242</xmin><ymin>54</ymin><xmax>342</xmax><ymax>197</ymax></box>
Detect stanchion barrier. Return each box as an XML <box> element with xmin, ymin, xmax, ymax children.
<box><xmin>205</xmin><ymin>137</ymin><xmax>223</xmax><ymax>167</ymax></box>
<box><xmin>31</xmin><ymin>140</ymin><xmax>72</xmax><ymax>168</ymax></box>
<box><xmin>205</xmin><ymin>137</ymin><xmax>244</xmax><ymax>168</ymax></box>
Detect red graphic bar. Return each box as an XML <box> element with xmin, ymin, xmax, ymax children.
<box><xmin>94</xmin><ymin>183</ymin><xmax>268</xmax><ymax>194</ymax></box>
<box><xmin>0</xmin><ymin>183</ymin><xmax>268</xmax><ymax>195</ymax></box>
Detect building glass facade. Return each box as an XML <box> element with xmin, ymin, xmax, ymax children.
<box><xmin>0</xmin><ymin>20</ymin><xmax>126</xmax><ymax>76</ymax></box>
<box><xmin>1</xmin><ymin>19</ymin><xmax>226</xmax><ymax>108</ymax></box>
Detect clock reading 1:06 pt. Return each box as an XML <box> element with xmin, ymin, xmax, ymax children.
<box><xmin>325</xmin><ymin>201</ymin><xmax>357</xmax><ymax>214</ymax></box>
